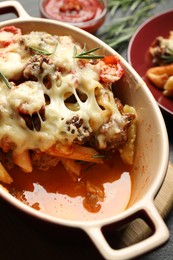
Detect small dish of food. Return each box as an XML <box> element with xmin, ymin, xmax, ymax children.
<box><xmin>146</xmin><ymin>31</ymin><xmax>173</xmax><ymax>97</ymax></box>
<box><xmin>39</xmin><ymin>0</ymin><xmax>108</xmax><ymax>33</ymax></box>
<box><xmin>128</xmin><ymin>9</ymin><xmax>173</xmax><ymax>116</ymax></box>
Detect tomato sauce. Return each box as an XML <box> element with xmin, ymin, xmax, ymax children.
<box><xmin>4</xmin><ymin>152</ymin><xmax>132</xmax><ymax>221</ymax></box>
<box><xmin>40</xmin><ymin>0</ymin><xmax>107</xmax><ymax>33</ymax></box>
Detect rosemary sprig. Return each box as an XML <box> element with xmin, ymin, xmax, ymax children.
<box><xmin>161</xmin><ymin>48</ymin><xmax>173</xmax><ymax>64</ymax></box>
<box><xmin>92</xmin><ymin>153</ymin><xmax>110</xmax><ymax>160</ymax></box>
<box><xmin>0</xmin><ymin>71</ymin><xmax>11</xmax><ymax>89</ymax></box>
<box><xmin>97</xmin><ymin>0</ymin><xmax>163</xmax><ymax>53</ymax></box>
<box><xmin>28</xmin><ymin>43</ymin><xmax>58</xmax><ymax>56</ymax></box>
<box><xmin>73</xmin><ymin>45</ymin><xmax>104</xmax><ymax>59</ymax></box>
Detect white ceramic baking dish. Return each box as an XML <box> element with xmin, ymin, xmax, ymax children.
<box><xmin>0</xmin><ymin>1</ymin><xmax>170</xmax><ymax>259</ymax></box>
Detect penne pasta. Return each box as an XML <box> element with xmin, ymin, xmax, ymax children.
<box><xmin>146</xmin><ymin>64</ymin><xmax>173</xmax><ymax>88</ymax></box>
<box><xmin>61</xmin><ymin>158</ymin><xmax>81</xmax><ymax>181</ymax></box>
<box><xmin>119</xmin><ymin>105</ymin><xmax>137</xmax><ymax>165</ymax></box>
<box><xmin>12</xmin><ymin>150</ymin><xmax>33</xmax><ymax>173</ymax></box>
<box><xmin>0</xmin><ymin>162</ymin><xmax>13</xmax><ymax>184</ymax></box>
<box><xmin>46</xmin><ymin>145</ymin><xmax>104</xmax><ymax>164</ymax></box>
<box><xmin>163</xmin><ymin>75</ymin><xmax>173</xmax><ymax>97</ymax></box>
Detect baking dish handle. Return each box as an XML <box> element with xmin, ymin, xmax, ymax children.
<box><xmin>0</xmin><ymin>0</ymin><xmax>30</xmax><ymax>19</ymax></box>
<box><xmin>83</xmin><ymin>202</ymin><xmax>169</xmax><ymax>260</ymax></box>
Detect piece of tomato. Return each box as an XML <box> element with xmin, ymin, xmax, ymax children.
<box><xmin>0</xmin><ymin>26</ymin><xmax>21</xmax><ymax>48</ymax></box>
<box><xmin>99</xmin><ymin>56</ymin><xmax>124</xmax><ymax>84</ymax></box>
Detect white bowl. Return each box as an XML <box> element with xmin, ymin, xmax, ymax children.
<box><xmin>0</xmin><ymin>1</ymin><xmax>169</xmax><ymax>259</ymax></box>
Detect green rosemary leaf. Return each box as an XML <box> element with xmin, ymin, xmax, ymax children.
<box><xmin>0</xmin><ymin>71</ymin><xmax>11</xmax><ymax>89</ymax></box>
<box><xmin>130</xmin><ymin>0</ymin><xmax>141</xmax><ymax>12</ymax></box>
<box><xmin>161</xmin><ymin>55</ymin><xmax>173</xmax><ymax>64</ymax></box>
<box><xmin>73</xmin><ymin>45</ymin><xmax>104</xmax><ymax>59</ymax></box>
<box><xmin>73</xmin><ymin>45</ymin><xmax>78</xmax><ymax>57</ymax></box>
<box><xmin>92</xmin><ymin>154</ymin><xmax>110</xmax><ymax>160</ymax></box>
<box><xmin>78</xmin><ymin>47</ymin><xmax>101</xmax><ymax>56</ymax></box>
<box><xmin>158</xmin><ymin>48</ymin><xmax>173</xmax><ymax>64</ymax></box>
<box><xmin>74</xmin><ymin>55</ymin><xmax>105</xmax><ymax>60</ymax></box>
<box><xmin>28</xmin><ymin>43</ymin><xmax>58</xmax><ymax>56</ymax></box>
<box><xmin>92</xmin><ymin>154</ymin><xmax>105</xmax><ymax>158</ymax></box>
<box><xmin>108</xmin><ymin>31</ymin><xmax>134</xmax><ymax>48</ymax></box>
<box><xmin>28</xmin><ymin>46</ymin><xmax>53</xmax><ymax>55</ymax></box>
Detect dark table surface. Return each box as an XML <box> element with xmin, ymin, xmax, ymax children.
<box><xmin>0</xmin><ymin>0</ymin><xmax>173</xmax><ymax>259</ymax></box>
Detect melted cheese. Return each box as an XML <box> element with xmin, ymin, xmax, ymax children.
<box><xmin>8</xmin><ymin>81</ymin><xmax>45</xmax><ymax>114</ymax></box>
<box><xmin>159</xmin><ymin>31</ymin><xmax>173</xmax><ymax>50</ymax></box>
<box><xmin>0</xmin><ymin>29</ymin><xmax>130</xmax><ymax>156</ymax></box>
<box><xmin>0</xmin><ymin>52</ymin><xmax>25</xmax><ymax>79</ymax></box>
<box><xmin>0</xmin><ymin>31</ymin><xmax>13</xmax><ymax>42</ymax></box>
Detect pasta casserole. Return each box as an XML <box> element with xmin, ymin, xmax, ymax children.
<box><xmin>0</xmin><ymin>26</ymin><xmax>137</xmax><ymax>214</ymax></box>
